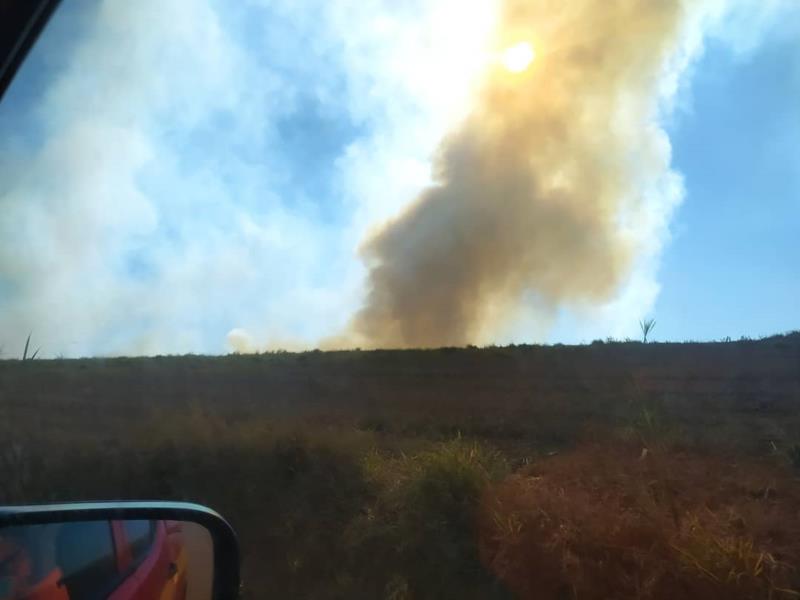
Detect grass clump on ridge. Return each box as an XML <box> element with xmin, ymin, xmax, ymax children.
<box><xmin>346</xmin><ymin>438</ymin><xmax>511</xmax><ymax>599</ymax></box>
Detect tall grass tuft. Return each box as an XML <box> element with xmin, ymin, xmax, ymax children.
<box><xmin>349</xmin><ymin>438</ymin><xmax>510</xmax><ymax>598</ymax></box>
<box><xmin>22</xmin><ymin>332</ymin><xmax>39</xmax><ymax>360</ymax></box>
<box><xmin>640</xmin><ymin>318</ymin><xmax>656</xmax><ymax>343</ymax></box>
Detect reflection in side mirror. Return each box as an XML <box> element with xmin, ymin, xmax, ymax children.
<box><xmin>0</xmin><ymin>503</ymin><xmax>239</xmax><ymax>600</ymax></box>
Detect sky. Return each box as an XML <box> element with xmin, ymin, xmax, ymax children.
<box><xmin>0</xmin><ymin>0</ymin><xmax>797</xmax><ymax>357</ymax></box>
<box><xmin>656</xmin><ymin>27</ymin><xmax>800</xmax><ymax>342</ymax></box>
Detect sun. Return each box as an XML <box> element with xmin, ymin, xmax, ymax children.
<box><xmin>501</xmin><ymin>41</ymin><xmax>536</xmax><ymax>73</ymax></box>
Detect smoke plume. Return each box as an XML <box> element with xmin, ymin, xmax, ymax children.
<box><xmin>0</xmin><ymin>0</ymin><xmax>791</xmax><ymax>356</ymax></box>
<box><xmin>346</xmin><ymin>0</ymin><xmax>702</xmax><ymax>348</ymax></box>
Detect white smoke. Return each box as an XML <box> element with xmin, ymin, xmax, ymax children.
<box><xmin>0</xmin><ymin>0</ymin><xmax>794</xmax><ymax>356</ymax></box>
<box><xmin>0</xmin><ymin>0</ymin><xmax>492</xmax><ymax>356</ymax></box>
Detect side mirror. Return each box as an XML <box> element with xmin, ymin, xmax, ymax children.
<box><xmin>0</xmin><ymin>502</ymin><xmax>239</xmax><ymax>600</ymax></box>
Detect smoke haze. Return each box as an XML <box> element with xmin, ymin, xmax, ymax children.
<box><xmin>0</xmin><ymin>0</ymin><xmax>794</xmax><ymax>356</ymax></box>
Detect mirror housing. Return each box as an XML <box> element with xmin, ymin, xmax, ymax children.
<box><xmin>0</xmin><ymin>502</ymin><xmax>239</xmax><ymax>600</ymax></box>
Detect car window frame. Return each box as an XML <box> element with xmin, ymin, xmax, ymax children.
<box><xmin>0</xmin><ymin>0</ymin><xmax>62</xmax><ymax>101</ymax></box>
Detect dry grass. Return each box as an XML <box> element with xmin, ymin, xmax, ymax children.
<box><xmin>0</xmin><ymin>333</ymin><xmax>798</xmax><ymax>597</ymax></box>
<box><xmin>479</xmin><ymin>442</ymin><xmax>800</xmax><ymax>599</ymax></box>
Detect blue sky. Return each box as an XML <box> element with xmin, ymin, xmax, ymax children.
<box><xmin>0</xmin><ymin>0</ymin><xmax>797</xmax><ymax>356</ymax></box>
<box><xmin>656</xmin><ymin>25</ymin><xmax>799</xmax><ymax>342</ymax></box>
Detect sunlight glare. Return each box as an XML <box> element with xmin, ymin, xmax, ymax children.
<box><xmin>501</xmin><ymin>41</ymin><xmax>535</xmax><ymax>73</ymax></box>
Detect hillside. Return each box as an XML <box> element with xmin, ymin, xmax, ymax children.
<box><xmin>1</xmin><ymin>333</ymin><xmax>798</xmax><ymax>448</ymax></box>
<box><xmin>1</xmin><ymin>333</ymin><xmax>799</xmax><ymax>599</ymax></box>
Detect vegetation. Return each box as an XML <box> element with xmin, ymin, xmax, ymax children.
<box><xmin>640</xmin><ymin>318</ymin><xmax>657</xmax><ymax>343</ymax></box>
<box><xmin>21</xmin><ymin>332</ymin><xmax>39</xmax><ymax>360</ymax></box>
<box><xmin>0</xmin><ymin>333</ymin><xmax>799</xmax><ymax>598</ymax></box>
<box><xmin>348</xmin><ymin>439</ymin><xmax>510</xmax><ymax>598</ymax></box>
<box><xmin>788</xmin><ymin>444</ymin><xmax>800</xmax><ymax>471</ymax></box>
<box><xmin>480</xmin><ymin>443</ymin><xmax>800</xmax><ymax>599</ymax></box>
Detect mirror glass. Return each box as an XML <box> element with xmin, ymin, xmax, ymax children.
<box><xmin>0</xmin><ymin>519</ymin><xmax>213</xmax><ymax>600</ymax></box>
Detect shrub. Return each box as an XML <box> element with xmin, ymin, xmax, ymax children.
<box><xmin>348</xmin><ymin>439</ymin><xmax>510</xmax><ymax>599</ymax></box>
<box><xmin>674</xmin><ymin>516</ymin><xmax>798</xmax><ymax>599</ymax></box>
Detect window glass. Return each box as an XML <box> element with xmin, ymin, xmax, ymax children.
<box><xmin>122</xmin><ymin>520</ymin><xmax>155</xmax><ymax>565</ymax></box>
<box><xmin>0</xmin><ymin>1</ymin><xmax>799</xmax><ymax>599</ymax></box>
<box><xmin>55</xmin><ymin>521</ymin><xmax>118</xmax><ymax>599</ymax></box>
<box><xmin>0</xmin><ymin>524</ymin><xmax>59</xmax><ymax>582</ymax></box>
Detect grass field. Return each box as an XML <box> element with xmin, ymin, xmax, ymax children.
<box><xmin>1</xmin><ymin>333</ymin><xmax>799</xmax><ymax>598</ymax></box>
